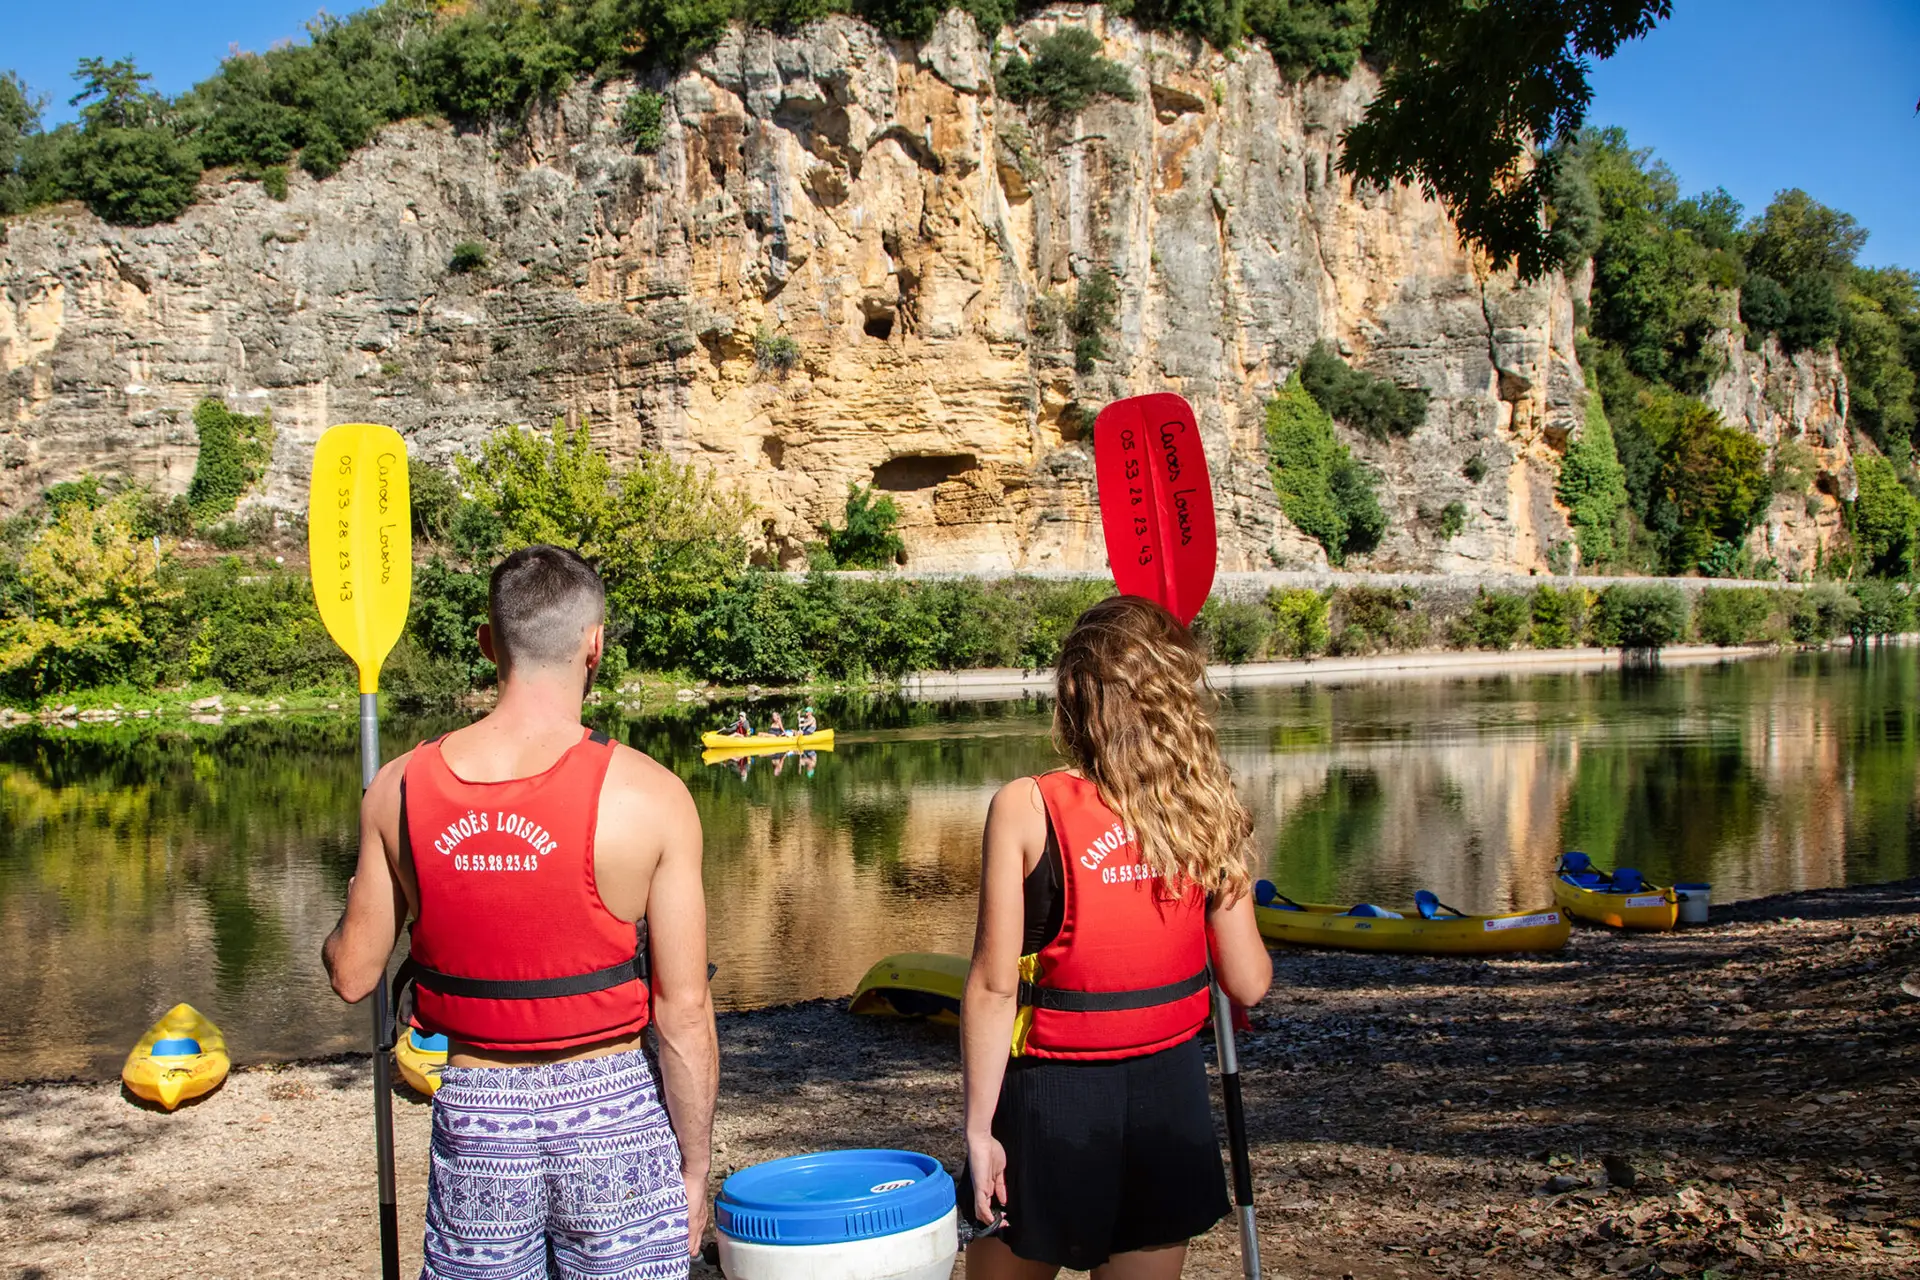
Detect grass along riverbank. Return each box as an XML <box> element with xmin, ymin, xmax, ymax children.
<box><xmin>5</xmin><ymin>879</ymin><xmax>1914</xmax><ymax>1279</ymax></box>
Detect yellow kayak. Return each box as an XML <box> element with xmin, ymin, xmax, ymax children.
<box><xmin>701</xmin><ymin>729</ymin><xmax>834</xmax><ymax>752</ymax></box>
<box><xmin>1554</xmin><ymin>852</ymin><xmax>1679</xmax><ymax>929</ymax></box>
<box><xmin>848</xmin><ymin>952</ymin><xmax>966</xmax><ymax>1025</ymax></box>
<box><xmin>1253</xmin><ymin>882</ymin><xmax>1571</xmax><ymax>954</ymax></box>
<box><xmin>122</xmin><ymin>1003</ymin><xmax>230</xmax><ymax>1111</ymax></box>
<box><xmin>396</xmin><ymin>1026</ymin><xmax>449</xmax><ymax>1097</ymax></box>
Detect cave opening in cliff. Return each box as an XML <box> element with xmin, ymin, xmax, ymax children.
<box><xmin>872</xmin><ymin>454</ymin><xmax>978</xmax><ymax>491</ymax></box>
<box><xmin>863</xmin><ymin>311</ymin><xmax>894</xmax><ymax>341</ymax></box>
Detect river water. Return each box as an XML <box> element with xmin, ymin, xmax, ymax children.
<box><xmin>3</xmin><ymin>647</ymin><xmax>1915</xmax><ymax>1081</ymax></box>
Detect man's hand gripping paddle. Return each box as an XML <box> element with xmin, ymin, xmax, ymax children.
<box><xmin>308</xmin><ymin>423</ymin><xmax>412</xmax><ymax>1280</ymax></box>
<box><xmin>1094</xmin><ymin>394</ymin><xmax>1260</xmax><ymax>1280</ymax></box>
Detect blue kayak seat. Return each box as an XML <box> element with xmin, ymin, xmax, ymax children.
<box><xmin>1558</xmin><ymin>851</ymin><xmax>1593</xmax><ymax>874</ymax></box>
<box><xmin>150</xmin><ymin>1037</ymin><xmax>201</xmax><ymax>1056</ymax></box>
<box><xmin>1255</xmin><ymin>879</ymin><xmax>1277</xmax><ymax>907</ymax></box>
<box><xmin>410</xmin><ymin>1029</ymin><xmax>450</xmax><ymax>1053</ymax></box>
<box><xmin>1415</xmin><ymin>890</ymin><xmax>1441</xmax><ymax>921</ymax></box>
<box><xmin>1611</xmin><ymin>868</ymin><xmax>1645</xmax><ymax>892</ymax></box>
<box><xmin>1344</xmin><ymin>904</ymin><xmax>1404</xmax><ymax>919</ymax></box>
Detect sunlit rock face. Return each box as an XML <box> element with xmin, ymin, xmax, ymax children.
<box><xmin>0</xmin><ymin>11</ymin><xmax>1840</xmax><ymax>574</ymax></box>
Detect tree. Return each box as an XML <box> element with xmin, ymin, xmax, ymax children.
<box><xmin>1842</xmin><ymin>267</ymin><xmax>1920</xmax><ymax>459</ymax></box>
<box><xmin>996</xmin><ymin>29</ymin><xmax>1137</xmax><ymax>121</ymax></box>
<box><xmin>1746</xmin><ymin>189</ymin><xmax>1867</xmax><ymax>285</ymax></box>
<box><xmin>1851</xmin><ymin>453</ymin><xmax>1920</xmax><ymax>579</ymax></box>
<box><xmin>822</xmin><ymin>483</ymin><xmax>906</xmax><ymax>569</ymax></box>
<box><xmin>0</xmin><ymin>493</ymin><xmax>176</xmax><ymax>696</ymax></box>
<box><xmin>70</xmin><ymin>57</ymin><xmax>163</xmax><ymax>130</ymax></box>
<box><xmin>1266</xmin><ymin>372</ymin><xmax>1386</xmax><ymax>564</ymax></box>
<box><xmin>1656</xmin><ymin>402</ymin><xmax>1769</xmax><ymax>574</ymax></box>
<box><xmin>458</xmin><ymin>421</ymin><xmax>753</xmax><ymax>667</ymax></box>
<box><xmin>1341</xmin><ymin>0</ymin><xmax>1672</xmax><ymax>280</ymax></box>
<box><xmin>0</xmin><ymin>71</ymin><xmax>43</xmax><ymax>216</ymax></box>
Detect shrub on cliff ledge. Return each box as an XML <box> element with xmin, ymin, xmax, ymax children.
<box><xmin>186</xmin><ymin>399</ymin><xmax>274</xmax><ymax>523</ymax></box>
<box><xmin>621</xmin><ymin>89</ymin><xmax>666</xmax><ymax>152</ymax></box>
<box><xmin>1298</xmin><ymin>341</ymin><xmax>1428</xmax><ymax>440</ymax></box>
<box><xmin>1265</xmin><ymin>372</ymin><xmax>1387</xmax><ymax>565</ymax></box>
<box><xmin>996</xmin><ymin>29</ymin><xmax>1137</xmax><ymax>121</ymax></box>
<box><xmin>821</xmin><ymin>483</ymin><xmax>906</xmax><ymax>569</ymax></box>
<box><xmin>1557</xmin><ymin>387</ymin><xmax>1629</xmax><ymax>565</ymax></box>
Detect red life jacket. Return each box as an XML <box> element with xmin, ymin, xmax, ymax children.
<box><xmin>1012</xmin><ymin>772</ymin><xmax>1212</xmax><ymax>1060</ymax></box>
<box><xmin>399</xmin><ymin>728</ymin><xmax>650</xmax><ymax>1051</ymax></box>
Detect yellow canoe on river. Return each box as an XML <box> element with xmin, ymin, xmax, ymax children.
<box><xmin>123</xmin><ymin>1003</ymin><xmax>230</xmax><ymax>1110</ymax></box>
<box><xmin>396</xmin><ymin>1026</ymin><xmax>449</xmax><ymax>1097</ymax></box>
<box><xmin>848</xmin><ymin>952</ymin><xmax>965</xmax><ymax>1025</ymax></box>
<box><xmin>1253</xmin><ymin>881</ymin><xmax>1571</xmax><ymax>955</ymax></box>
<box><xmin>1553</xmin><ymin>852</ymin><xmax>1679</xmax><ymax>930</ymax></box>
<box><xmin>701</xmin><ymin>729</ymin><xmax>834</xmax><ymax>754</ymax></box>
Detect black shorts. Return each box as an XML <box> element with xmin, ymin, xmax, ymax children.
<box><xmin>958</xmin><ymin>1037</ymin><xmax>1230</xmax><ymax>1270</ymax></box>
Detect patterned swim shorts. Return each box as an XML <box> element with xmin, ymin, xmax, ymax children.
<box><xmin>422</xmin><ymin>1047</ymin><xmax>690</xmax><ymax>1280</ymax></box>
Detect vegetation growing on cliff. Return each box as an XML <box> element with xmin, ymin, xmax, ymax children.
<box><xmin>1265</xmin><ymin>372</ymin><xmax>1386</xmax><ymax>565</ymax></box>
<box><xmin>185</xmin><ymin>399</ymin><xmax>274</xmax><ymax>523</ymax></box>
<box><xmin>995</xmin><ymin>29</ymin><xmax>1135</xmax><ymax>120</ymax></box>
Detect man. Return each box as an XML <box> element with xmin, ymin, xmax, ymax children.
<box><xmin>796</xmin><ymin>706</ymin><xmax>818</xmax><ymax>736</ymax></box>
<box><xmin>728</xmin><ymin>709</ymin><xmax>753</xmax><ymax>737</ymax></box>
<box><xmin>324</xmin><ymin>545</ymin><xmax>717</xmax><ymax>1279</ymax></box>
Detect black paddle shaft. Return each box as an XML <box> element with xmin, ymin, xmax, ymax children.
<box><xmin>1211</xmin><ymin>983</ymin><xmax>1262</xmax><ymax>1280</ymax></box>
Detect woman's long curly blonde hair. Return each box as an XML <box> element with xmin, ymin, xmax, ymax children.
<box><xmin>1052</xmin><ymin>595</ymin><xmax>1254</xmax><ymax>902</ymax></box>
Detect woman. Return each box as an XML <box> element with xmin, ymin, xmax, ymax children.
<box><xmin>960</xmin><ymin>596</ymin><xmax>1273</xmax><ymax>1279</ymax></box>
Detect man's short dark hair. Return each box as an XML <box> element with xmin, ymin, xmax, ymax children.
<box><xmin>488</xmin><ymin>546</ymin><xmax>606</xmax><ymax>672</ymax></box>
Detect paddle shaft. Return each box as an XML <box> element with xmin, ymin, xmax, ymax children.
<box><xmin>1211</xmin><ymin>983</ymin><xmax>1260</xmax><ymax>1279</ymax></box>
<box><xmin>362</xmin><ymin>692</ymin><xmax>401</xmax><ymax>1280</ymax></box>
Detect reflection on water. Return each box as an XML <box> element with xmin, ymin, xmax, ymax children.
<box><xmin>2</xmin><ymin>649</ymin><xmax>1916</xmax><ymax>1080</ymax></box>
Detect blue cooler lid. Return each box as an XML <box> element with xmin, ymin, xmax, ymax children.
<box><xmin>715</xmin><ymin>1149</ymin><xmax>953</xmax><ymax>1246</ymax></box>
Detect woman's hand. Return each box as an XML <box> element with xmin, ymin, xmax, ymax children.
<box><xmin>967</xmin><ymin>1132</ymin><xmax>1008</xmax><ymax>1226</ymax></box>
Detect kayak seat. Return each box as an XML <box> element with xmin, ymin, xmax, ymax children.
<box><xmin>1415</xmin><ymin>890</ymin><xmax>1441</xmax><ymax>921</ymax></box>
<box><xmin>1611</xmin><ymin>868</ymin><xmax>1644</xmax><ymax>892</ymax></box>
<box><xmin>1558</xmin><ymin>851</ymin><xmax>1593</xmax><ymax>874</ymax></box>
<box><xmin>1344</xmin><ymin>904</ymin><xmax>1404</xmax><ymax>919</ymax></box>
<box><xmin>410</xmin><ymin>1029</ymin><xmax>450</xmax><ymax>1053</ymax></box>
<box><xmin>1255</xmin><ymin>879</ymin><xmax>1278</xmax><ymax>907</ymax></box>
<box><xmin>150</xmin><ymin>1037</ymin><xmax>201</xmax><ymax>1056</ymax></box>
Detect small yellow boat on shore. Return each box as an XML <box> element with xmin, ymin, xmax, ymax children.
<box><xmin>1554</xmin><ymin>852</ymin><xmax>1679</xmax><ymax>929</ymax></box>
<box><xmin>122</xmin><ymin>1004</ymin><xmax>230</xmax><ymax>1111</ymax></box>
<box><xmin>396</xmin><ymin>1026</ymin><xmax>449</xmax><ymax>1097</ymax></box>
<box><xmin>1253</xmin><ymin>882</ymin><xmax>1571</xmax><ymax>954</ymax></box>
<box><xmin>848</xmin><ymin>952</ymin><xmax>966</xmax><ymax>1025</ymax></box>
<box><xmin>701</xmin><ymin>729</ymin><xmax>834</xmax><ymax>753</ymax></box>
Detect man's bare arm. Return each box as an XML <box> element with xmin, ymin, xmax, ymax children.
<box><xmin>322</xmin><ymin>755</ymin><xmax>409</xmax><ymax>1003</ymax></box>
<box><xmin>640</xmin><ymin>767</ymin><xmax>718</xmax><ymax>1255</ymax></box>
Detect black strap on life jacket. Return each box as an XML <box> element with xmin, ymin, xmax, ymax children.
<box><xmin>1017</xmin><ymin>965</ymin><xmax>1211</xmax><ymax>1014</ymax></box>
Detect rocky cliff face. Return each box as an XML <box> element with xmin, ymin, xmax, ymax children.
<box><xmin>0</xmin><ymin>10</ymin><xmax>1838</xmax><ymax>575</ymax></box>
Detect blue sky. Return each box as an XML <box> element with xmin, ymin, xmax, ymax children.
<box><xmin>1588</xmin><ymin>0</ymin><xmax>1918</xmax><ymax>271</ymax></box>
<box><xmin>7</xmin><ymin>0</ymin><xmax>1916</xmax><ymax>268</ymax></box>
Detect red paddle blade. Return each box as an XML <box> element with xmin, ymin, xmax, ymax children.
<box><xmin>1093</xmin><ymin>393</ymin><xmax>1217</xmax><ymax>626</ymax></box>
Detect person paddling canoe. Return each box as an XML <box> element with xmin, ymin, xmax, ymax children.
<box><xmin>323</xmin><ymin>547</ymin><xmax>719</xmax><ymax>1276</ymax></box>
<box><xmin>959</xmin><ymin>595</ymin><xmax>1272</xmax><ymax>1278</ymax></box>
<box><xmin>797</xmin><ymin>706</ymin><xmax>818</xmax><ymax>735</ymax></box>
<box><xmin>727</xmin><ymin>709</ymin><xmax>753</xmax><ymax>737</ymax></box>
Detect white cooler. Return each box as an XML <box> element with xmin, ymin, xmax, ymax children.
<box><xmin>715</xmin><ymin>1149</ymin><xmax>957</xmax><ymax>1280</ymax></box>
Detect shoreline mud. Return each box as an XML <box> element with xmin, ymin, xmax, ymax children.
<box><xmin>4</xmin><ymin>880</ymin><xmax>1915</xmax><ymax>1278</ymax></box>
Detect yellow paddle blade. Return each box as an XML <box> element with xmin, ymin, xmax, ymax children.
<box><xmin>307</xmin><ymin>424</ymin><xmax>412</xmax><ymax>694</ymax></box>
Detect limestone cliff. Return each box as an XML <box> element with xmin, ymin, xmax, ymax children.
<box><xmin>0</xmin><ymin>11</ymin><xmax>1833</xmax><ymax>575</ymax></box>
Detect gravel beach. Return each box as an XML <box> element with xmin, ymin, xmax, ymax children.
<box><xmin>4</xmin><ymin>880</ymin><xmax>1914</xmax><ymax>1279</ymax></box>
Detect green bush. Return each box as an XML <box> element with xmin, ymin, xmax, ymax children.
<box><xmin>693</xmin><ymin>570</ymin><xmax>811</xmax><ymax>683</ymax></box>
<box><xmin>1330</xmin><ymin>586</ymin><xmax>1424</xmax><ymax>654</ymax></box>
<box><xmin>1693</xmin><ymin>587</ymin><xmax>1773</xmax><ymax>646</ymax></box>
<box><xmin>65</xmin><ymin>125</ymin><xmax>201</xmax><ymax>225</ymax></box>
<box><xmin>186</xmin><ymin>399</ymin><xmax>274</xmax><ymax>523</ymax></box>
<box><xmin>754</xmin><ymin>327</ymin><xmax>801</xmax><ymax>377</ymax></box>
<box><xmin>1850</xmin><ymin>579</ymin><xmax>1912</xmax><ymax>641</ymax></box>
<box><xmin>1265</xmin><ymin>373</ymin><xmax>1386</xmax><ymax>565</ymax></box>
<box><xmin>1453</xmin><ymin>589</ymin><xmax>1528</xmax><ymax>650</ymax></box>
<box><xmin>1770</xmin><ymin>439</ymin><xmax>1818</xmax><ymax>496</ymax></box>
<box><xmin>1268</xmin><ymin>587</ymin><xmax>1330</xmax><ymax>659</ymax></box>
<box><xmin>1788</xmin><ymin>583</ymin><xmax>1859</xmax><ymax>644</ymax></box>
<box><xmin>1558</xmin><ymin>388</ymin><xmax>1629</xmax><ymax>564</ymax></box>
<box><xmin>996</xmin><ymin>29</ymin><xmax>1136</xmax><ymax>121</ymax></box>
<box><xmin>1850</xmin><ymin>453</ymin><xmax>1920</xmax><ymax>579</ymax></box>
<box><xmin>1740</xmin><ymin>273</ymin><xmax>1790</xmax><ymax>344</ymax></box>
<box><xmin>1067</xmin><ymin>268</ymin><xmax>1119</xmax><ymax>373</ymax></box>
<box><xmin>1243</xmin><ymin>0</ymin><xmax>1372</xmax><ymax>80</ymax></box>
<box><xmin>449</xmin><ymin>240</ymin><xmax>489</xmax><ymax>274</ymax></box>
<box><xmin>1652</xmin><ymin>397</ymin><xmax>1769</xmax><ymax>574</ymax></box>
<box><xmin>621</xmin><ymin>89</ymin><xmax>666</xmax><ymax>153</ymax></box>
<box><xmin>1298</xmin><ymin>341</ymin><xmax>1427</xmax><ymax>440</ymax></box>
<box><xmin>1590</xmin><ymin>583</ymin><xmax>1688</xmax><ymax>652</ymax></box>
<box><xmin>1438</xmin><ymin>501</ymin><xmax>1467</xmax><ymax>539</ymax></box>
<box><xmin>259</xmin><ymin>164</ymin><xmax>289</xmax><ymax>200</ymax></box>
<box><xmin>1528</xmin><ymin>584</ymin><xmax>1585</xmax><ymax>648</ymax></box>
<box><xmin>409</xmin><ymin>459</ymin><xmax>463</xmax><ymax>547</ymax></box>
<box><xmin>1781</xmin><ymin>272</ymin><xmax>1843</xmax><ymax>352</ymax></box>
<box><xmin>821</xmin><ymin>483</ymin><xmax>905</xmax><ymax>569</ymax></box>
<box><xmin>1193</xmin><ymin>598</ymin><xmax>1272</xmax><ymax>665</ymax></box>
<box><xmin>1841</xmin><ymin>267</ymin><xmax>1920</xmax><ymax>459</ymax></box>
